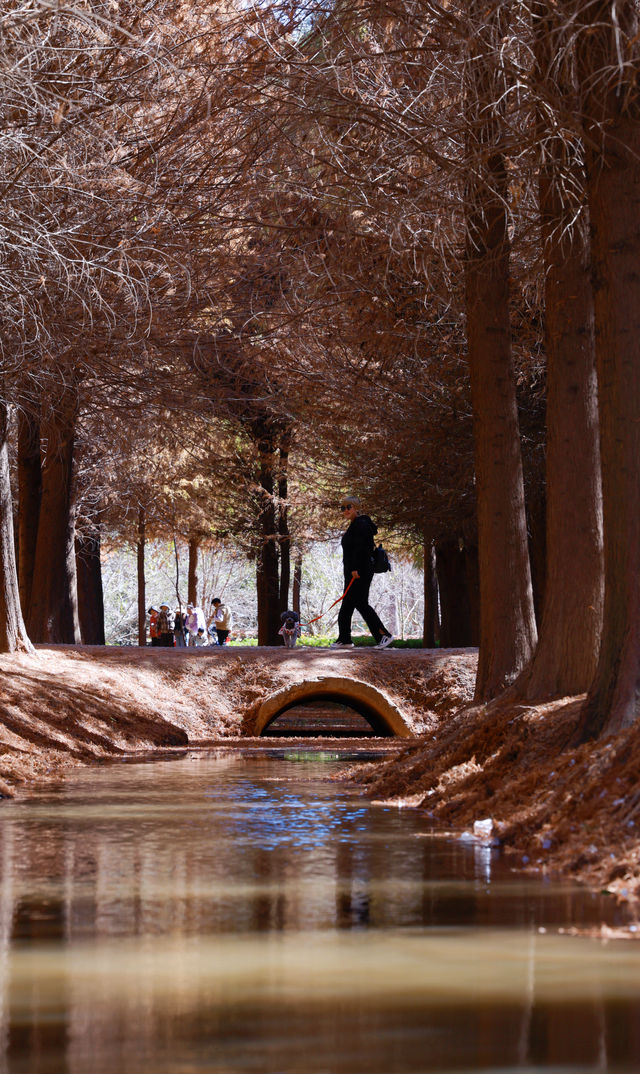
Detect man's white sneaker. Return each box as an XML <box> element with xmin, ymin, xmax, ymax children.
<box><xmin>329</xmin><ymin>641</ymin><xmax>354</xmax><ymax>649</ymax></box>
<box><xmin>375</xmin><ymin>634</ymin><xmax>394</xmax><ymax>649</ymax></box>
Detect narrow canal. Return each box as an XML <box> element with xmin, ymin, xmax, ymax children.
<box><xmin>3</xmin><ymin>746</ymin><xmax>640</xmax><ymax>1072</ymax></box>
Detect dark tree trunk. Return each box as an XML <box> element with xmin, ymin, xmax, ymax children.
<box><xmin>187</xmin><ymin>538</ymin><xmax>199</xmax><ymax>606</ymax></box>
<box><xmin>76</xmin><ymin>526</ymin><xmax>105</xmax><ymax>645</ymax></box>
<box><xmin>436</xmin><ymin>538</ymin><xmax>473</xmax><ymax>648</ymax></box>
<box><xmin>292</xmin><ymin>553</ymin><xmax>302</xmax><ymax>618</ymax></box>
<box><xmin>464</xmin><ymin>3</ymin><xmax>537</xmax><ymax>697</ymax></box>
<box><xmin>465</xmin><ymin>542</ymin><xmax>480</xmax><ymax>647</ymax></box>
<box><xmin>17</xmin><ymin>409</ymin><xmax>41</xmax><ymax>622</ymax></box>
<box><xmin>27</xmin><ymin>391</ymin><xmax>81</xmax><ymax>644</ymax></box>
<box><xmin>526</xmin><ymin>487</ymin><xmax>548</xmax><ymax>631</ymax></box>
<box><xmin>137</xmin><ymin>507</ymin><xmax>146</xmax><ymax>647</ymax></box>
<box><xmin>254</xmin><ymin>424</ymin><xmax>281</xmax><ymax>645</ymax></box>
<box><xmin>422</xmin><ymin>534</ymin><xmax>439</xmax><ymax>648</ymax></box>
<box><xmin>278</xmin><ymin>430</ymin><xmax>291</xmax><ymax>614</ymax></box>
<box><xmin>575</xmin><ymin>2</ymin><xmax>640</xmax><ymax>737</ymax></box>
<box><xmin>0</xmin><ymin>403</ymin><xmax>32</xmax><ymax>653</ymax></box>
<box><xmin>515</xmin><ymin>6</ymin><xmax>603</xmax><ymax>702</ymax></box>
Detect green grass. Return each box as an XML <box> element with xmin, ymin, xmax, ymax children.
<box><xmin>301</xmin><ymin>634</ymin><xmax>428</xmax><ymax>649</ymax></box>
<box><xmin>349</xmin><ymin>636</ymin><xmax>427</xmax><ymax>649</ymax></box>
<box><xmin>227</xmin><ymin>635</ymin><xmax>429</xmax><ymax>648</ymax></box>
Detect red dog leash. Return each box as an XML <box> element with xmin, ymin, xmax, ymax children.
<box><xmin>301</xmin><ymin>576</ymin><xmax>356</xmax><ymax>627</ymax></box>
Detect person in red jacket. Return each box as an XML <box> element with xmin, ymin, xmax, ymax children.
<box><xmin>157</xmin><ymin>604</ymin><xmax>175</xmax><ymax>647</ymax></box>
<box><xmin>147</xmin><ymin>606</ymin><xmax>160</xmax><ymax>647</ymax></box>
<box><xmin>330</xmin><ymin>495</ymin><xmax>394</xmax><ymax>650</ymax></box>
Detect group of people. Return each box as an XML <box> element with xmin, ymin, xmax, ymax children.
<box><xmin>147</xmin><ymin>598</ymin><xmax>233</xmax><ymax>647</ymax></box>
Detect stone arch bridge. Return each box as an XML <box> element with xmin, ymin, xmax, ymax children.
<box><xmin>46</xmin><ymin>644</ymin><xmax>477</xmax><ymax>742</ymax></box>
<box><xmin>254</xmin><ymin>676</ymin><xmax>412</xmax><ymax>737</ymax></box>
<box><xmin>229</xmin><ymin>647</ymin><xmax>477</xmax><ymax>738</ymax></box>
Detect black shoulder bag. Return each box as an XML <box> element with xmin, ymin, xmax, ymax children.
<box><xmin>372</xmin><ymin>544</ymin><xmax>391</xmax><ymax>574</ymax></box>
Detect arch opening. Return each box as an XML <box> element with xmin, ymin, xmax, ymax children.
<box><xmin>262</xmin><ymin>696</ymin><xmax>390</xmax><ymax>738</ymax></box>
<box><xmin>253</xmin><ymin>677</ymin><xmax>411</xmax><ymax>738</ymax></box>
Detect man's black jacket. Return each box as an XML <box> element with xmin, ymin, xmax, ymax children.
<box><xmin>341</xmin><ymin>515</ymin><xmax>377</xmax><ymax>579</ymax></box>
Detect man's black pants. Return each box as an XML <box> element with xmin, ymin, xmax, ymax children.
<box><xmin>337</xmin><ymin>571</ymin><xmax>388</xmax><ymax>643</ymax></box>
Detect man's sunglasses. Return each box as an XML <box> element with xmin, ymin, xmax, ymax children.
<box><xmin>339</xmin><ymin>504</ymin><xmax>351</xmax><ymax>511</ymax></box>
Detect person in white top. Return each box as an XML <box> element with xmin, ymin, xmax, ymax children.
<box><xmin>207</xmin><ymin>597</ymin><xmax>233</xmax><ymax>645</ymax></box>
<box><xmin>185</xmin><ymin>603</ymin><xmax>207</xmax><ymax>646</ymax></box>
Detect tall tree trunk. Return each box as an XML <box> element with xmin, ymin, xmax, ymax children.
<box><xmin>464</xmin><ymin>3</ymin><xmax>537</xmax><ymax>697</ymax></box>
<box><xmin>255</xmin><ymin>425</ymin><xmax>281</xmax><ymax>645</ymax></box>
<box><xmin>0</xmin><ymin>403</ymin><xmax>32</xmax><ymax>653</ymax></box>
<box><xmin>575</xmin><ymin>2</ymin><xmax>640</xmax><ymax>737</ymax></box>
<box><xmin>278</xmin><ymin>430</ymin><xmax>291</xmax><ymax>614</ymax></box>
<box><xmin>436</xmin><ymin>538</ymin><xmax>472</xmax><ymax>648</ymax></box>
<box><xmin>137</xmin><ymin>507</ymin><xmax>146</xmax><ymax>647</ymax></box>
<box><xmin>66</xmin><ymin>505</ymin><xmax>81</xmax><ymax>643</ymax></box>
<box><xmin>17</xmin><ymin>410</ymin><xmax>41</xmax><ymax>622</ymax></box>
<box><xmin>515</xmin><ymin>6</ymin><xmax>603</xmax><ymax>701</ymax></box>
<box><xmin>526</xmin><ymin>487</ymin><xmax>547</xmax><ymax>631</ymax></box>
<box><xmin>27</xmin><ymin>390</ymin><xmax>80</xmax><ymax>644</ymax></box>
<box><xmin>465</xmin><ymin>541</ymin><xmax>480</xmax><ymax>646</ymax></box>
<box><xmin>422</xmin><ymin>533</ymin><xmax>439</xmax><ymax>648</ymax></box>
<box><xmin>76</xmin><ymin>525</ymin><xmax>105</xmax><ymax>645</ymax></box>
<box><xmin>292</xmin><ymin>553</ymin><xmax>302</xmax><ymax>618</ymax></box>
<box><xmin>187</xmin><ymin>538</ymin><xmax>199</xmax><ymax>605</ymax></box>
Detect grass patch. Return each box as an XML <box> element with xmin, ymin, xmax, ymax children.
<box><xmin>227</xmin><ymin>635</ymin><xmax>430</xmax><ymax>649</ymax></box>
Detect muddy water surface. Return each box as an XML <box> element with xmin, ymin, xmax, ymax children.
<box><xmin>2</xmin><ymin>746</ymin><xmax>640</xmax><ymax>1073</ymax></box>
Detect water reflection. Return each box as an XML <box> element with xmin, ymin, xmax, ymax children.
<box><xmin>0</xmin><ymin>748</ymin><xmax>639</xmax><ymax>1073</ymax></box>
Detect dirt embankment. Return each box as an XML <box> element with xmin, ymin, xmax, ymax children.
<box><xmin>1</xmin><ymin>644</ymin><xmax>639</xmax><ymax>915</ymax></box>
<box><xmin>361</xmin><ymin>692</ymin><xmax>640</xmax><ymax>911</ymax></box>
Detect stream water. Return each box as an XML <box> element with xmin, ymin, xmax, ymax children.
<box><xmin>2</xmin><ymin>745</ymin><xmax>640</xmax><ymax>1073</ymax></box>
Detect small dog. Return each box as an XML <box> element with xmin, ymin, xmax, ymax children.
<box><xmin>279</xmin><ymin>610</ymin><xmax>301</xmax><ymax>648</ymax></box>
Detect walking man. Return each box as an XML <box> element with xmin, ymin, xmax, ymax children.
<box><xmin>330</xmin><ymin>495</ymin><xmax>394</xmax><ymax>649</ymax></box>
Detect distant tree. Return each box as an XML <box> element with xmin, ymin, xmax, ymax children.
<box><xmin>0</xmin><ymin>404</ymin><xmax>31</xmax><ymax>652</ymax></box>
<box><xmin>26</xmin><ymin>368</ymin><xmax>82</xmax><ymax>643</ymax></box>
